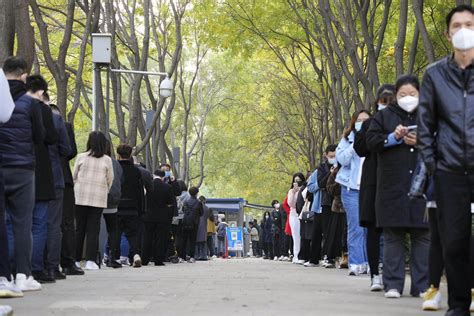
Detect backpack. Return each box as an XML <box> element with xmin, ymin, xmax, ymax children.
<box><xmin>182</xmin><ymin>199</ymin><xmax>201</xmax><ymax>230</ymax></box>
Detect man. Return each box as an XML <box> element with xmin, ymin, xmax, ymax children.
<box><xmin>418</xmin><ymin>5</ymin><xmax>474</xmax><ymax>316</ymax></box>
<box><xmin>59</xmin><ymin>117</ymin><xmax>82</xmax><ymax>275</ymax></box>
<box><xmin>25</xmin><ymin>75</ymin><xmax>58</xmax><ymax>284</ymax></box>
<box><xmin>249</xmin><ymin>222</ymin><xmax>260</xmax><ymax>257</ymax></box>
<box><xmin>0</xmin><ymin>57</ymin><xmax>45</xmax><ymax>291</ymax></box>
<box><xmin>45</xmin><ymin>103</ymin><xmax>70</xmax><ymax>280</ymax></box>
<box><xmin>179</xmin><ymin>187</ymin><xmax>203</xmax><ymax>263</ymax></box>
<box><xmin>270</xmin><ymin>200</ymin><xmax>283</xmax><ymax>260</ymax></box>
<box><xmin>117</xmin><ymin>144</ymin><xmax>144</xmax><ymax>268</ymax></box>
<box><xmin>142</xmin><ymin>170</ymin><xmax>174</xmax><ymax>266</ymax></box>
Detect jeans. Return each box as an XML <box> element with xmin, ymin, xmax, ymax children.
<box><xmin>341</xmin><ymin>186</ymin><xmax>367</xmax><ymax>265</ymax></box>
<box><xmin>46</xmin><ymin>189</ymin><xmax>64</xmax><ymax>270</ymax></box>
<box><xmin>31</xmin><ymin>201</ymin><xmax>49</xmax><ymax>272</ymax></box>
<box><xmin>289</xmin><ymin>214</ymin><xmax>301</xmax><ymax>260</ymax></box>
<box><xmin>207</xmin><ymin>235</ymin><xmax>215</xmax><ymax>257</ymax></box>
<box><xmin>75</xmin><ymin>205</ymin><xmax>103</xmax><ymax>261</ymax></box>
<box><xmin>0</xmin><ymin>164</ymin><xmax>11</xmax><ymax>280</ymax></box>
<box><xmin>195</xmin><ymin>242</ymin><xmax>207</xmax><ymax>260</ymax></box>
<box><xmin>383</xmin><ymin>227</ymin><xmax>429</xmax><ymax>296</ymax></box>
<box><xmin>4</xmin><ymin>168</ymin><xmax>35</xmax><ymax>276</ymax></box>
<box><xmin>61</xmin><ymin>184</ymin><xmax>76</xmax><ymax>268</ymax></box>
<box><xmin>217</xmin><ymin>237</ymin><xmax>226</xmax><ymax>256</ymax></box>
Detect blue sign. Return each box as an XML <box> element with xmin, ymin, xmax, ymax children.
<box><xmin>226</xmin><ymin>227</ymin><xmax>243</xmax><ymax>251</ymax></box>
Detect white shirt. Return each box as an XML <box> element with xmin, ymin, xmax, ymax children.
<box><xmin>0</xmin><ymin>69</ymin><xmax>14</xmax><ymax>123</ymax></box>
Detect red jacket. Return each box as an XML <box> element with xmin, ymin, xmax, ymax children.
<box><xmin>283</xmin><ymin>195</ymin><xmax>292</xmax><ymax>236</ymax></box>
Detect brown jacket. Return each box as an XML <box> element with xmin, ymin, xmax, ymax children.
<box><xmin>73</xmin><ymin>152</ymin><xmax>114</xmax><ymax>209</ymax></box>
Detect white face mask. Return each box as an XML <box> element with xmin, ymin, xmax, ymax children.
<box><xmin>378</xmin><ymin>103</ymin><xmax>387</xmax><ymax>111</ymax></box>
<box><xmin>397</xmin><ymin>96</ymin><xmax>419</xmax><ymax>113</ymax></box>
<box><xmin>452</xmin><ymin>27</ymin><xmax>474</xmax><ymax>51</ymax></box>
<box><xmin>275</xmin><ymin>204</ymin><xmax>280</xmax><ymax>209</ymax></box>
<box><xmin>327</xmin><ymin>157</ymin><xmax>337</xmax><ymax>165</ymax></box>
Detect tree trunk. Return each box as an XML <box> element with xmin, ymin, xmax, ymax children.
<box><xmin>0</xmin><ymin>0</ymin><xmax>14</xmax><ymax>65</ymax></box>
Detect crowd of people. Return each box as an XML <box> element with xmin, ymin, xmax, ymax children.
<box><xmin>0</xmin><ymin>4</ymin><xmax>473</xmax><ymax>316</ymax></box>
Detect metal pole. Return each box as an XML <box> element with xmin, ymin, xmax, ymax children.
<box><xmin>105</xmin><ymin>66</ymin><xmax>110</xmax><ymax>138</ymax></box>
<box><xmin>110</xmin><ymin>68</ymin><xmax>168</xmax><ymax>76</ymax></box>
<box><xmin>92</xmin><ymin>63</ymin><xmax>98</xmax><ymax>131</ymax></box>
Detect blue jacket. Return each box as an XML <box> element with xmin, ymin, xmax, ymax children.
<box><xmin>0</xmin><ymin>81</ymin><xmax>45</xmax><ymax>169</ymax></box>
<box><xmin>335</xmin><ymin>132</ymin><xmax>362</xmax><ymax>190</ymax></box>
<box><xmin>306</xmin><ymin>170</ymin><xmax>322</xmax><ymax>214</ymax></box>
<box><xmin>48</xmin><ymin>112</ymin><xmax>71</xmax><ymax>189</ymax></box>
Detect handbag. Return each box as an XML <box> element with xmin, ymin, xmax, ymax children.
<box><xmin>299</xmin><ymin>199</ymin><xmax>313</xmax><ymax>221</ymax></box>
<box><xmin>331</xmin><ymin>195</ymin><xmax>345</xmax><ymax>213</ymax></box>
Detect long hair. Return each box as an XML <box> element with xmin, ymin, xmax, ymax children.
<box><xmin>262</xmin><ymin>211</ymin><xmax>271</xmax><ymax>224</ymax></box>
<box><xmin>86</xmin><ymin>131</ymin><xmax>107</xmax><ymax>158</ymax></box>
<box><xmin>373</xmin><ymin>84</ymin><xmax>395</xmax><ymax>113</ymax></box>
<box><xmin>342</xmin><ymin>110</ymin><xmax>371</xmax><ymax>139</ymax></box>
<box><xmin>290</xmin><ymin>172</ymin><xmax>306</xmax><ymax>190</ymax></box>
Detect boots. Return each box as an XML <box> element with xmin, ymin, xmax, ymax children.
<box><xmin>339</xmin><ymin>253</ymin><xmax>349</xmax><ymax>269</ymax></box>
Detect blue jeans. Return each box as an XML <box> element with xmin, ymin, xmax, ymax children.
<box><xmin>341</xmin><ymin>186</ymin><xmax>367</xmax><ymax>265</ymax></box>
<box><xmin>31</xmin><ymin>201</ymin><xmax>49</xmax><ymax>272</ymax></box>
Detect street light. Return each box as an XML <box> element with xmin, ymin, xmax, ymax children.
<box><xmin>159</xmin><ymin>76</ymin><xmax>173</xmax><ymax>98</ymax></box>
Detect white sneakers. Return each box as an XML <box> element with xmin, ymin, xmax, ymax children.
<box><xmin>84</xmin><ymin>261</ymin><xmax>99</xmax><ymax>270</ymax></box>
<box><xmin>0</xmin><ymin>277</ymin><xmax>23</xmax><ymax>298</ymax></box>
<box><xmin>0</xmin><ymin>305</ymin><xmax>13</xmax><ymax>316</ymax></box>
<box><xmin>422</xmin><ymin>286</ymin><xmax>441</xmax><ymax>311</ymax></box>
<box><xmin>273</xmin><ymin>256</ymin><xmax>278</xmax><ymax>261</ymax></box>
<box><xmin>133</xmin><ymin>255</ymin><xmax>142</xmax><ymax>268</ymax></box>
<box><xmin>349</xmin><ymin>264</ymin><xmax>359</xmax><ymax>276</ymax></box>
<box><xmin>370</xmin><ymin>275</ymin><xmax>383</xmax><ymax>292</ymax></box>
<box><xmin>385</xmin><ymin>289</ymin><xmax>401</xmax><ymax>298</ymax></box>
<box><xmin>304</xmin><ymin>262</ymin><xmax>318</xmax><ymax>268</ymax></box>
<box><xmin>15</xmin><ymin>274</ymin><xmax>41</xmax><ymax>292</ymax></box>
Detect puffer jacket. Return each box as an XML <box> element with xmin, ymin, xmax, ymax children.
<box><xmin>418</xmin><ymin>56</ymin><xmax>474</xmax><ymax>174</ymax></box>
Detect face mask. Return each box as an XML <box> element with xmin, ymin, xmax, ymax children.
<box><xmin>164</xmin><ymin>171</ymin><xmax>171</xmax><ymax>178</ymax></box>
<box><xmin>452</xmin><ymin>27</ymin><xmax>474</xmax><ymax>51</ymax></box>
<box><xmin>275</xmin><ymin>204</ymin><xmax>280</xmax><ymax>209</ymax></box>
<box><xmin>378</xmin><ymin>103</ymin><xmax>387</xmax><ymax>111</ymax></box>
<box><xmin>296</xmin><ymin>180</ymin><xmax>303</xmax><ymax>187</ymax></box>
<box><xmin>265</xmin><ymin>215</ymin><xmax>269</xmax><ymax>220</ymax></box>
<box><xmin>397</xmin><ymin>96</ymin><xmax>419</xmax><ymax>113</ymax></box>
<box><xmin>328</xmin><ymin>157</ymin><xmax>337</xmax><ymax>165</ymax></box>
<box><xmin>354</xmin><ymin>122</ymin><xmax>363</xmax><ymax>132</ymax></box>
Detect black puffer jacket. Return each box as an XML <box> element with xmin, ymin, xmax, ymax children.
<box><xmin>418</xmin><ymin>56</ymin><xmax>474</xmax><ymax>174</ymax></box>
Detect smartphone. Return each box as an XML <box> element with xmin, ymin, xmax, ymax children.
<box><xmin>406</xmin><ymin>125</ymin><xmax>417</xmax><ymax>132</ymax></box>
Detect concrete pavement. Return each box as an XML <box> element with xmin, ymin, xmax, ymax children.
<box><xmin>5</xmin><ymin>258</ymin><xmax>446</xmax><ymax>316</ymax></box>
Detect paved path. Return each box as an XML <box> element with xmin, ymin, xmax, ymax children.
<box><xmin>6</xmin><ymin>258</ymin><xmax>446</xmax><ymax>316</ymax></box>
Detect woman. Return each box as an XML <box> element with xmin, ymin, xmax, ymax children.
<box><xmin>366</xmin><ymin>74</ymin><xmax>429</xmax><ymax>298</ymax></box>
<box><xmin>73</xmin><ymin>131</ymin><xmax>114</xmax><ymax>270</ymax></box>
<box><xmin>262</xmin><ymin>211</ymin><xmax>274</xmax><ymax>260</ymax></box>
<box><xmin>287</xmin><ymin>173</ymin><xmax>306</xmax><ymax>264</ymax></box>
<box><xmin>336</xmin><ymin>110</ymin><xmax>370</xmax><ymax>276</ymax></box>
<box><xmin>195</xmin><ymin>196</ymin><xmax>209</xmax><ymax>261</ymax></box>
<box><xmin>354</xmin><ymin>84</ymin><xmax>395</xmax><ymax>290</ymax></box>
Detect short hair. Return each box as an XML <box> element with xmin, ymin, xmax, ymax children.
<box><xmin>154</xmin><ymin>170</ymin><xmax>165</xmax><ymax>177</ymax></box>
<box><xmin>199</xmin><ymin>196</ymin><xmax>206</xmax><ymax>202</ymax></box>
<box><xmin>160</xmin><ymin>163</ymin><xmax>171</xmax><ymax>169</ymax></box>
<box><xmin>117</xmin><ymin>144</ymin><xmax>133</xmax><ymax>159</ymax></box>
<box><xmin>26</xmin><ymin>74</ymin><xmax>48</xmax><ymax>93</ymax></box>
<box><xmin>3</xmin><ymin>56</ymin><xmax>28</xmax><ymax>77</ymax></box>
<box><xmin>271</xmin><ymin>200</ymin><xmax>279</xmax><ymax>207</ymax></box>
<box><xmin>189</xmin><ymin>187</ymin><xmax>199</xmax><ymax>197</ymax></box>
<box><xmin>395</xmin><ymin>74</ymin><xmax>420</xmax><ymax>94</ymax></box>
<box><xmin>86</xmin><ymin>131</ymin><xmax>107</xmax><ymax>158</ymax></box>
<box><xmin>325</xmin><ymin>144</ymin><xmax>337</xmax><ymax>154</ymax></box>
<box><xmin>446</xmin><ymin>4</ymin><xmax>474</xmax><ymax>30</ymax></box>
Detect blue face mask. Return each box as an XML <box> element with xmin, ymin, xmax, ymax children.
<box><xmin>165</xmin><ymin>171</ymin><xmax>171</xmax><ymax>178</ymax></box>
<box><xmin>355</xmin><ymin>122</ymin><xmax>363</xmax><ymax>132</ymax></box>
<box><xmin>378</xmin><ymin>103</ymin><xmax>387</xmax><ymax>111</ymax></box>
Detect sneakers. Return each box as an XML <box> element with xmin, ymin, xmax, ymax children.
<box><xmin>422</xmin><ymin>285</ymin><xmax>441</xmax><ymax>311</ymax></box>
<box><xmin>119</xmin><ymin>256</ymin><xmax>130</xmax><ymax>266</ymax></box>
<box><xmin>0</xmin><ymin>305</ymin><xmax>13</xmax><ymax>316</ymax></box>
<box><xmin>322</xmin><ymin>260</ymin><xmax>336</xmax><ymax>269</ymax></box>
<box><xmin>385</xmin><ymin>289</ymin><xmax>401</xmax><ymax>298</ymax></box>
<box><xmin>0</xmin><ymin>277</ymin><xmax>23</xmax><ymax>298</ymax></box>
<box><xmin>32</xmin><ymin>271</ymin><xmax>55</xmax><ymax>284</ymax></box>
<box><xmin>358</xmin><ymin>264</ymin><xmax>368</xmax><ymax>275</ymax></box>
<box><xmin>370</xmin><ymin>275</ymin><xmax>383</xmax><ymax>292</ymax></box>
<box><xmin>178</xmin><ymin>258</ymin><xmax>186</xmax><ymax>263</ymax></box>
<box><xmin>349</xmin><ymin>265</ymin><xmax>359</xmax><ymax>276</ymax></box>
<box><xmin>75</xmin><ymin>261</ymin><xmax>82</xmax><ymax>269</ymax></box>
<box><xmin>282</xmin><ymin>256</ymin><xmax>290</xmax><ymax>262</ymax></box>
<box><xmin>15</xmin><ymin>274</ymin><xmax>41</xmax><ymax>292</ymax></box>
<box><xmin>339</xmin><ymin>253</ymin><xmax>349</xmax><ymax>269</ymax></box>
<box><xmin>304</xmin><ymin>262</ymin><xmax>318</xmax><ymax>267</ymax></box>
<box><xmin>84</xmin><ymin>261</ymin><xmax>99</xmax><ymax>270</ymax></box>
<box><xmin>188</xmin><ymin>258</ymin><xmax>196</xmax><ymax>263</ymax></box>
<box><xmin>133</xmin><ymin>255</ymin><xmax>142</xmax><ymax>268</ymax></box>
<box><xmin>106</xmin><ymin>260</ymin><xmax>122</xmax><ymax>269</ymax></box>
<box><xmin>273</xmin><ymin>256</ymin><xmax>278</xmax><ymax>261</ymax></box>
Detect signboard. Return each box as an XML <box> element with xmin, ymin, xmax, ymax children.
<box><xmin>226</xmin><ymin>227</ymin><xmax>243</xmax><ymax>251</ymax></box>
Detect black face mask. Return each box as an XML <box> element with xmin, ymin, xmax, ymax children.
<box><xmin>297</xmin><ymin>180</ymin><xmax>303</xmax><ymax>187</ymax></box>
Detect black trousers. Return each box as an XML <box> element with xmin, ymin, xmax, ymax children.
<box><xmin>272</xmin><ymin>233</ymin><xmax>282</xmax><ymax>257</ymax></box>
<box><xmin>310</xmin><ymin>213</ymin><xmax>323</xmax><ymax>264</ymax></box>
<box><xmin>103</xmin><ymin>213</ymin><xmax>120</xmax><ymax>261</ymax></box>
<box><xmin>366</xmin><ymin>223</ymin><xmax>383</xmax><ymax>277</ymax></box>
<box><xmin>0</xmin><ymin>164</ymin><xmax>11</xmax><ymax>280</ymax></box>
<box><xmin>206</xmin><ymin>235</ymin><xmax>215</xmax><ymax>257</ymax></box>
<box><xmin>300</xmin><ymin>239</ymin><xmax>311</xmax><ymax>262</ymax></box>
<box><xmin>142</xmin><ymin>222</ymin><xmax>170</xmax><ymax>265</ymax></box>
<box><xmin>321</xmin><ymin>206</ymin><xmax>332</xmax><ymax>257</ymax></box>
<box><xmin>75</xmin><ymin>205</ymin><xmax>102</xmax><ymax>261</ymax></box>
<box><xmin>427</xmin><ymin>208</ymin><xmax>444</xmax><ymax>288</ymax></box>
<box><xmin>179</xmin><ymin>227</ymin><xmax>197</xmax><ymax>259</ymax></box>
<box><xmin>61</xmin><ymin>184</ymin><xmax>76</xmax><ymax>268</ymax></box>
<box><xmin>434</xmin><ymin>170</ymin><xmax>473</xmax><ymax>312</ymax></box>
<box><xmin>263</xmin><ymin>242</ymin><xmax>274</xmax><ymax>259</ymax></box>
<box><xmin>117</xmin><ymin>215</ymin><xmax>141</xmax><ymax>261</ymax></box>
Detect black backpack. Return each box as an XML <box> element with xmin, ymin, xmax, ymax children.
<box><xmin>182</xmin><ymin>199</ymin><xmax>201</xmax><ymax>230</ymax></box>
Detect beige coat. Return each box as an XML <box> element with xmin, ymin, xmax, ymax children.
<box><xmin>73</xmin><ymin>152</ymin><xmax>114</xmax><ymax>209</ymax></box>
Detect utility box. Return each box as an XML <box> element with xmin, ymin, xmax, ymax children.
<box><xmin>92</xmin><ymin>33</ymin><xmax>112</xmax><ymax>64</ymax></box>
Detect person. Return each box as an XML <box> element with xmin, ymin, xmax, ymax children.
<box><xmin>287</xmin><ymin>173</ymin><xmax>306</xmax><ymax>264</ymax></box>
<box><xmin>354</xmin><ymin>84</ymin><xmax>395</xmax><ymax>291</ymax></box>
<box><xmin>207</xmin><ymin>211</ymin><xmax>217</xmax><ymax>258</ymax></box>
<box><xmin>179</xmin><ymin>187</ymin><xmax>203</xmax><ymax>263</ymax></box>
<box><xmin>171</xmin><ymin>181</ymin><xmax>189</xmax><ymax>261</ymax></box>
<box><xmin>417</xmin><ymin>5</ymin><xmax>474</xmax><ymax>315</ymax></box>
<box><xmin>196</xmin><ymin>196</ymin><xmax>210</xmax><ymax>261</ymax></box>
<box><xmin>261</xmin><ymin>211</ymin><xmax>274</xmax><ymax>260</ymax></box>
<box><xmin>250</xmin><ymin>222</ymin><xmax>259</xmax><ymax>257</ymax></box>
<box><xmin>216</xmin><ymin>218</ymin><xmax>228</xmax><ymax>258</ymax></box>
<box><xmin>298</xmin><ymin>186</ymin><xmax>314</xmax><ymax>264</ymax></box>
<box><xmin>102</xmin><ymin>140</ymin><xmax>123</xmax><ymax>269</ymax></box>
<box><xmin>116</xmin><ymin>144</ymin><xmax>144</xmax><ymax>268</ymax></box>
<box><xmin>270</xmin><ymin>200</ymin><xmax>284</xmax><ymax>260</ymax></box>
<box><xmin>305</xmin><ymin>169</ymin><xmax>323</xmax><ymax>268</ymax></box>
<box><xmin>255</xmin><ymin>219</ymin><xmax>264</xmax><ymax>257</ymax></box>
<box><xmin>0</xmin><ymin>67</ymin><xmax>23</xmax><ymax>301</ymax></box>
<box><xmin>367</xmin><ymin>74</ymin><xmax>429</xmax><ymax>299</ymax></box>
<box><xmin>282</xmin><ymin>196</ymin><xmax>293</xmax><ymax>260</ymax></box>
<box><xmin>59</xmin><ymin>119</ymin><xmax>82</xmax><ymax>275</ymax></box>
<box><xmin>336</xmin><ymin>110</ymin><xmax>370</xmax><ymax>276</ymax></box>
<box><xmin>142</xmin><ymin>170</ymin><xmax>175</xmax><ymax>266</ymax></box>
<box><xmin>73</xmin><ymin>131</ymin><xmax>114</xmax><ymax>270</ymax></box>
<box><xmin>45</xmin><ymin>103</ymin><xmax>71</xmax><ymax>280</ymax></box>
<box><xmin>0</xmin><ymin>57</ymin><xmax>45</xmax><ymax>292</ymax></box>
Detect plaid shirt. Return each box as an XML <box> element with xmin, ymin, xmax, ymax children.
<box><xmin>73</xmin><ymin>152</ymin><xmax>114</xmax><ymax>208</ymax></box>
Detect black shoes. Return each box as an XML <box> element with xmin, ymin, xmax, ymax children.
<box><xmin>106</xmin><ymin>260</ymin><xmax>122</xmax><ymax>269</ymax></box>
<box><xmin>155</xmin><ymin>262</ymin><xmax>165</xmax><ymax>266</ymax></box>
<box><xmin>51</xmin><ymin>270</ymin><xmax>66</xmax><ymax>280</ymax></box>
<box><xmin>62</xmin><ymin>265</ymin><xmax>85</xmax><ymax>276</ymax></box>
<box><xmin>32</xmin><ymin>271</ymin><xmax>56</xmax><ymax>284</ymax></box>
